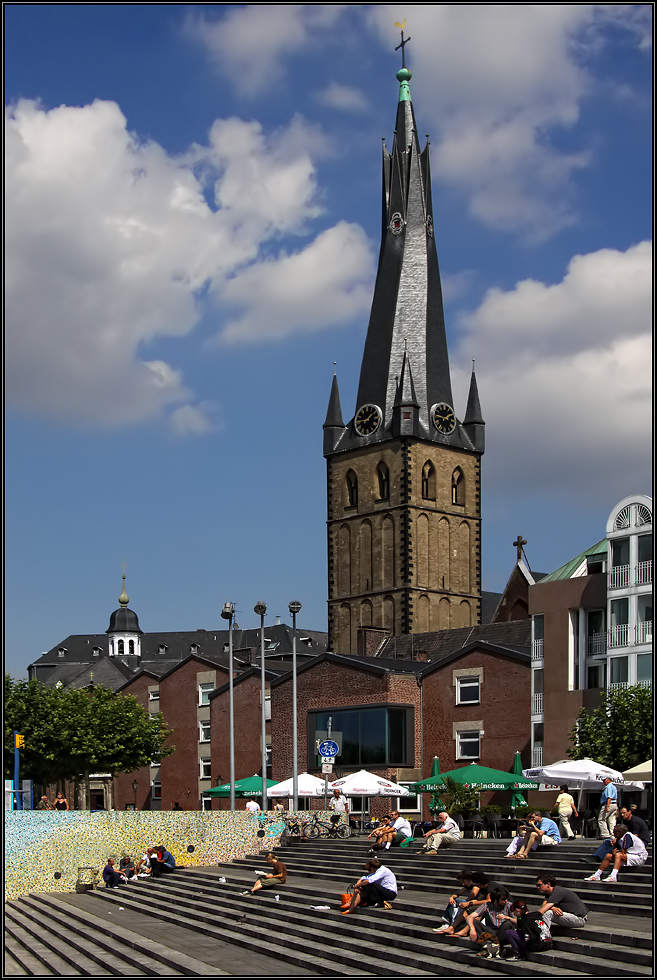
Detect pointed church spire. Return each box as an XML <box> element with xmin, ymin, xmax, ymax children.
<box><xmin>118</xmin><ymin>566</ymin><xmax>129</xmax><ymax>608</ymax></box>
<box><xmin>463</xmin><ymin>361</ymin><xmax>485</xmax><ymax>452</ymax></box>
<box><xmin>323</xmin><ymin>364</ymin><xmax>346</xmax><ymax>455</ymax></box>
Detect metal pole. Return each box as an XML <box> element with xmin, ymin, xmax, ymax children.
<box><xmin>289</xmin><ymin>601</ymin><xmax>302</xmax><ymax>812</ymax></box>
<box><xmin>221</xmin><ymin>602</ymin><xmax>236</xmax><ymax>810</ymax></box>
<box><xmin>255</xmin><ymin>601</ymin><xmax>268</xmax><ymax>812</ymax></box>
<box><xmin>324</xmin><ymin>716</ymin><xmax>331</xmax><ymax>809</ymax></box>
<box><xmin>13</xmin><ymin>732</ymin><xmax>21</xmax><ymax>811</ymax></box>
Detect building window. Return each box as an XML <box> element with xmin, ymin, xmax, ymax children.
<box><xmin>531</xmin><ymin>615</ymin><xmax>544</xmax><ymax>660</ymax></box>
<box><xmin>587</xmin><ymin>663</ymin><xmax>606</xmax><ymax>690</ymax></box>
<box><xmin>587</xmin><ymin>610</ymin><xmax>606</xmax><ymax>655</ymax></box>
<box><xmin>199</xmin><ymin>720</ymin><xmax>211</xmax><ymax>742</ymax></box>
<box><xmin>190</xmin><ymin>643</ymin><xmax>200</xmax><ymax>655</ymax></box>
<box><xmin>609</xmin><ymin>657</ymin><xmax>628</xmax><ymax>685</ymax></box>
<box><xmin>636</xmin><ymin>505</ymin><xmax>652</xmax><ymax>527</ymax></box>
<box><xmin>609</xmin><ymin>599</ymin><xmax>629</xmax><ymax>647</ymax></box>
<box><xmin>614</xmin><ymin>506</ymin><xmax>631</xmax><ymax>530</ymax></box>
<box><xmin>398</xmin><ymin>788</ymin><xmax>419</xmax><ymax>812</ymax></box>
<box><xmin>149</xmin><ymin>689</ymin><xmax>160</xmax><ymax>701</ymax></box>
<box><xmin>151</xmin><ymin>782</ymin><xmax>161</xmax><ymax>800</ymax></box>
<box><xmin>129</xmin><ymin>640</ymin><xmax>135</xmax><ymax>655</ymax></box>
<box><xmin>92</xmin><ymin>647</ymin><xmax>101</xmax><ymax>657</ymax></box>
<box><xmin>309</xmin><ymin>707</ymin><xmax>411</xmax><ymax>768</ymax></box>
<box><xmin>158</xmin><ymin>644</ymin><xmax>167</xmax><ymax>655</ymax></box>
<box><xmin>452</xmin><ymin>468</ymin><xmax>465</xmax><ymax>505</ymax></box>
<box><xmin>456</xmin><ymin>730</ymin><xmax>481</xmax><ymax>760</ymax></box>
<box><xmin>198</xmin><ymin>683</ymin><xmax>214</xmax><ymax>706</ymax></box>
<box><xmin>201</xmin><ymin>796</ymin><xmax>213</xmax><ymax>811</ymax></box>
<box><xmin>200</xmin><ymin>758</ymin><xmax>212</xmax><ymax>780</ymax></box>
<box><xmin>346</xmin><ymin>470</ymin><xmax>358</xmax><ymax>507</ymax></box>
<box><xmin>421</xmin><ymin>461</ymin><xmax>435</xmax><ymax>500</ymax></box>
<box><xmin>118</xmin><ymin>640</ymin><xmax>124</xmax><ymax>655</ymax></box>
<box><xmin>456</xmin><ymin>676</ymin><xmax>480</xmax><ymax>704</ymax></box>
<box><xmin>637</xmin><ymin>653</ymin><xmax>652</xmax><ymax>683</ymax></box>
<box><xmin>58</xmin><ymin>648</ymin><xmax>66</xmax><ymax>658</ymax></box>
<box><xmin>377</xmin><ymin>462</ymin><xmax>390</xmax><ymax>500</ymax></box>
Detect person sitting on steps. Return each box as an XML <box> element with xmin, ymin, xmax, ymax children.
<box><xmin>342</xmin><ymin>858</ymin><xmax>397</xmax><ymax>914</ymax></box>
<box><xmin>584</xmin><ymin>823</ymin><xmax>648</xmax><ymax>883</ymax></box>
<box><xmin>243</xmin><ymin>852</ymin><xmax>287</xmax><ymax>895</ymax></box>
<box><xmin>367</xmin><ymin>816</ymin><xmax>395</xmax><ymax>852</ymax></box>
<box><xmin>432</xmin><ymin>870</ymin><xmax>499</xmax><ymax>935</ymax></box>
<box><xmin>420</xmin><ymin>811</ymin><xmax>461</xmax><ymax>853</ymax></box>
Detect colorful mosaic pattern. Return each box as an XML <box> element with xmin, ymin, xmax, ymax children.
<box><xmin>4</xmin><ymin>810</ymin><xmax>288</xmax><ymax>903</ymax></box>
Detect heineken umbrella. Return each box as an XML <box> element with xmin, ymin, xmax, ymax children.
<box><xmin>411</xmin><ymin>756</ymin><xmax>446</xmax><ymax>810</ymax></box>
<box><xmin>267</xmin><ymin>772</ymin><xmax>326</xmax><ymax>797</ymax></box>
<box><xmin>204</xmin><ymin>774</ymin><xmax>277</xmax><ymax>798</ymax></box>
<box><xmin>328</xmin><ymin>769</ymin><xmax>410</xmax><ymax>796</ymax></box>
<box><xmin>522</xmin><ymin>758</ymin><xmax>644</xmax><ymax>791</ymax></box>
<box><xmin>422</xmin><ymin>762</ymin><xmax>539</xmax><ymax>792</ymax></box>
<box><xmin>509</xmin><ymin>752</ymin><xmax>528</xmax><ymax>809</ymax></box>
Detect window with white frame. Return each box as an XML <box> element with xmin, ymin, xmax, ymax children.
<box><xmin>456</xmin><ymin>730</ymin><xmax>481</xmax><ymax>760</ymax></box>
<box><xmin>199</xmin><ymin>758</ymin><xmax>212</xmax><ymax>780</ymax></box>
<box><xmin>398</xmin><ymin>787</ymin><xmax>420</xmax><ymax>812</ymax></box>
<box><xmin>149</xmin><ymin>688</ymin><xmax>160</xmax><ymax>701</ymax></box>
<box><xmin>151</xmin><ymin>782</ymin><xmax>161</xmax><ymax>800</ymax></box>
<box><xmin>198</xmin><ymin>683</ymin><xmax>214</xmax><ymax>706</ymax></box>
<box><xmin>201</xmin><ymin>796</ymin><xmax>213</xmax><ymax>811</ymax></box>
<box><xmin>199</xmin><ymin>720</ymin><xmax>211</xmax><ymax>742</ymax></box>
<box><xmin>456</xmin><ymin>676</ymin><xmax>480</xmax><ymax>704</ymax></box>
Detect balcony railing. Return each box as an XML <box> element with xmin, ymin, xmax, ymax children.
<box><xmin>587</xmin><ymin>633</ymin><xmax>607</xmax><ymax>656</ymax></box>
<box><xmin>609</xmin><ymin>681</ymin><xmax>629</xmax><ymax>691</ymax></box>
<box><xmin>608</xmin><ymin>562</ymin><xmax>652</xmax><ymax>589</ymax></box>
<box><xmin>608</xmin><ymin>624</ymin><xmax>629</xmax><ymax>649</ymax></box>
<box><xmin>636</xmin><ymin>621</ymin><xmax>653</xmax><ymax>645</ymax></box>
<box><xmin>638</xmin><ymin>679</ymin><xmax>652</xmax><ymax>689</ymax></box>
<box><xmin>532</xmin><ymin>746</ymin><xmax>543</xmax><ymax>767</ymax></box>
<box><xmin>608</xmin><ymin>565</ymin><xmax>630</xmax><ymax>589</ymax></box>
<box><xmin>531</xmin><ymin>639</ymin><xmax>544</xmax><ymax>660</ymax></box>
<box><xmin>532</xmin><ymin>693</ymin><xmax>544</xmax><ymax>715</ymax></box>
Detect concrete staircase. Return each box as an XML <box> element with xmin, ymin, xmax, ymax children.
<box><xmin>4</xmin><ymin>836</ymin><xmax>652</xmax><ymax>976</ymax></box>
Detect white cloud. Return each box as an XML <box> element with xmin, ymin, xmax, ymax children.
<box><xmin>316</xmin><ymin>82</ymin><xmax>369</xmax><ymax>112</ymax></box>
<box><xmin>220</xmin><ymin>222</ymin><xmax>374</xmax><ymax>343</ymax></box>
<box><xmin>453</xmin><ymin>241</ymin><xmax>652</xmax><ymax>501</ymax></box>
<box><xmin>5</xmin><ymin>99</ymin><xmax>374</xmax><ymax>430</ymax></box>
<box><xmin>367</xmin><ymin>4</ymin><xmax>648</xmax><ymax>239</ymax></box>
<box><xmin>185</xmin><ymin>4</ymin><xmax>346</xmax><ymax>95</ymax></box>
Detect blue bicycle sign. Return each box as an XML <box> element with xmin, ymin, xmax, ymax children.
<box><xmin>318</xmin><ymin>739</ymin><xmax>339</xmax><ymax>757</ymax></box>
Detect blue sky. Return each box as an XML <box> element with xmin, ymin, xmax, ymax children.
<box><xmin>5</xmin><ymin>5</ymin><xmax>652</xmax><ymax>677</ymax></box>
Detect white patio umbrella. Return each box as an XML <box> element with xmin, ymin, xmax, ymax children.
<box><xmin>267</xmin><ymin>772</ymin><xmax>326</xmax><ymax>797</ymax></box>
<box><xmin>522</xmin><ymin>757</ymin><xmax>644</xmax><ymax>808</ymax></box>
<box><xmin>328</xmin><ymin>769</ymin><xmax>410</xmax><ymax>796</ymax></box>
<box><xmin>622</xmin><ymin>759</ymin><xmax>652</xmax><ymax>782</ymax></box>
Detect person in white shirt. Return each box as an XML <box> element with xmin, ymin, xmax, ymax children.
<box><xmin>584</xmin><ymin>824</ymin><xmax>648</xmax><ymax>883</ymax></box>
<box><xmin>329</xmin><ymin>788</ymin><xmax>349</xmax><ymax>827</ymax></box>
<box><xmin>245</xmin><ymin>799</ymin><xmax>261</xmax><ymax>813</ymax></box>
<box><xmin>421</xmin><ymin>811</ymin><xmax>461</xmax><ymax>854</ymax></box>
<box><xmin>390</xmin><ymin>810</ymin><xmax>413</xmax><ymax>846</ymax></box>
<box><xmin>341</xmin><ymin>859</ymin><xmax>397</xmax><ymax>914</ymax></box>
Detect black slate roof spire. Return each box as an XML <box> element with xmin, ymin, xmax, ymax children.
<box><xmin>323</xmin><ymin>364</ymin><xmax>346</xmax><ymax>454</ymax></box>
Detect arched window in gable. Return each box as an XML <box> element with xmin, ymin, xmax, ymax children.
<box><xmin>377</xmin><ymin>462</ymin><xmax>390</xmax><ymax>500</ymax></box>
<box><xmin>346</xmin><ymin>469</ymin><xmax>358</xmax><ymax>508</ymax></box>
<box><xmin>452</xmin><ymin>467</ymin><xmax>465</xmax><ymax>505</ymax></box>
<box><xmin>422</xmin><ymin>461</ymin><xmax>435</xmax><ymax>500</ymax></box>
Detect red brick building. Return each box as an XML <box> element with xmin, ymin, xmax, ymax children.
<box><xmin>270</xmin><ymin>641</ymin><xmax>530</xmax><ymax>819</ymax></box>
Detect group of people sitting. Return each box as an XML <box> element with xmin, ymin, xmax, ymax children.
<box><xmin>102</xmin><ymin>846</ymin><xmax>176</xmax><ymax>887</ymax></box>
<box><xmin>433</xmin><ymin>867</ymin><xmax>589</xmax><ymax>961</ymax></box>
<box><xmin>366</xmin><ymin>810</ymin><xmax>462</xmax><ymax>855</ymax></box>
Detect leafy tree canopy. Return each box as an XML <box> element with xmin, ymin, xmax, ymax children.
<box><xmin>5</xmin><ymin>676</ymin><xmax>174</xmax><ymax>784</ymax></box>
<box><xmin>568</xmin><ymin>685</ymin><xmax>652</xmax><ymax>773</ymax></box>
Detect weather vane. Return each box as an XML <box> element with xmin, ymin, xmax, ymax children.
<box><xmin>394</xmin><ymin>20</ymin><xmax>411</xmax><ymax>68</ymax></box>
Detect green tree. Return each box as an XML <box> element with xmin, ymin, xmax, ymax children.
<box><xmin>4</xmin><ymin>676</ymin><xmax>174</xmax><ymax>792</ymax></box>
<box><xmin>568</xmin><ymin>685</ymin><xmax>652</xmax><ymax>773</ymax></box>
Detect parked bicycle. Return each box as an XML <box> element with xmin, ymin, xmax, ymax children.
<box><xmin>302</xmin><ymin>813</ymin><xmax>352</xmax><ymax>839</ymax></box>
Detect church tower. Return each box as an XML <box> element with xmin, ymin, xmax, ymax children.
<box><xmin>324</xmin><ymin>54</ymin><xmax>485</xmax><ymax>655</ymax></box>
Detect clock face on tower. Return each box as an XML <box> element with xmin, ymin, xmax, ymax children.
<box><xmin>354</xmin><ymin>404</ymin><xmax>382</xmax><ymax>436</ymax></box>
<box><xmin>431</xmin><ymin>402</ymin><xmax>456</xmax><ymax>434</ymax></box>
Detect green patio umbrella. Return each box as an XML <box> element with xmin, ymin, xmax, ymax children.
<box><xmin>204</xmin><ymin>775</ymin><xmax>278</xmax><ymax>798</ymax></box>
<box><xmin>412</xmin><ymin>756</ymin><xmax>445</xmax><ymax>810</ymax></box>
<box><xmin>509</xmin><ymin>752</ymin><xmax>528</xmax><ymax>809</ymax></box>
<box><xmin>415</xmin><ymin>762</ymin><xmax>539</xmax><ymax>793</ymax></box>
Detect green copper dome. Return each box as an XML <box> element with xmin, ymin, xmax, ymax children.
<box><xmin>396</xmin><ymin>66</ymin><xmax>412</xmax><ymax>102</ymax></box>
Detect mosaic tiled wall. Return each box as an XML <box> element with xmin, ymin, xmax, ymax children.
<box><xmin>4</xmin><ymin>810</ymin><xmax>290</xmax><ymax>903</ymax></box>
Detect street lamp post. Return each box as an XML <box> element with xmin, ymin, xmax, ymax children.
<box><xmin>131</xmin><ymin>779</ymin><xmax>138</xmax><ymax>811</ymax></box>
<box><xmin>289</xmin><ymin>600</ymin><xmax>302</xmax><ymax>812</ymax></box>
<box><xmin>221</xmin><ymin>601</ymin><xmax>236</xmax><ymax>810</ymax></box>
<box><xmin>254</xmin><ymin>601</ymin><xmax>268</xmax><ymax>812</ymax></box>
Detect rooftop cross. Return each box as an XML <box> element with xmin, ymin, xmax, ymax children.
<box><xmin>513</xmin><ymin>535</ymin><xmax>528</xmax><ymax>562</ymax></box>
<box><xmin>394</xmin><ymin>20</ymin><xmax>411</xmax><ymax>69</ymax></box>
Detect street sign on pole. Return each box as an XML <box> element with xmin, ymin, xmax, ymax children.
<box><xmin>318</xmin><ymin>739</ymin><xmax>339</xmax><ymax>758</ymax></box>
<box><xmin>322</xmin><ymin>763</ymin><xmax>333</xmax><ymax>774</ymax></box>
<box><xmin>320</xmin><ymin>756</ymin><xmax>334</xmax><ymax>765</ymax></box>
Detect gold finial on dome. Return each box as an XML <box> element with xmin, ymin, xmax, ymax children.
<box><xmin>119</xmin><ymin>563</ymin><xmax>129</xmax><ymax>608</ymax></box>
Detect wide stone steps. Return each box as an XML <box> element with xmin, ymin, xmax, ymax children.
<box><xmin>90</xmin><ymin>865</ymin><xmax>652</xmax><ymax>977</ymax></box>
<box><xmin>3</xmin><ymin>893</ymin><xmax>223</xmax><ymax>977</ymax></box>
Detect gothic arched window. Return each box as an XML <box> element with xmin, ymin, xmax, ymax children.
<box><xmin>452</xmin><ymin>467</ymin><xmax>465</xmax><ymax>505</ymax></box>
<box><xmin>422</xmin><ymin>461</ymin><xmax>435</xmax><ymax>500</ymax></box>
<box><xmin>346</xmin><ymin>470</ymin><xmax>358</xmax><ymax>508</ymax></box>
<box><xmin>377</xmin><ymin>462</ymin><xmax>390</xmax><ymax>500</ymax></box>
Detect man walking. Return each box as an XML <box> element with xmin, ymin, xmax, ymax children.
<box><xmin>598</xmin><ymin>778</ymin><xmax>618</xmax><ymax>839</ymax></box>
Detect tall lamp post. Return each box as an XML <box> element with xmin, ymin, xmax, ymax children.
<box><xmin>289</xmin><ymin>600</ymin><xmax>302</xmax><ymax>812</ymax></box>
<box><xmin>254</xmin><ymin>600</ymin><xmax>268</xmax><ymax>812</ymax></box>
<box><xmin>131</xmin><ymin>779</ymin><xmax>138</xmax><ymax>811</ymax></box>
<box><xmin>221</xmin><ymin>601</ymin><xmax>236</xmax><ymax>810</ymax></box>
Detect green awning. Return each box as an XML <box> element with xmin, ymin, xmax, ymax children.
<box><xmin>204</xmin><ymin>775</ymin><xmax>277</xmax><ymax>798</ymax></box>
